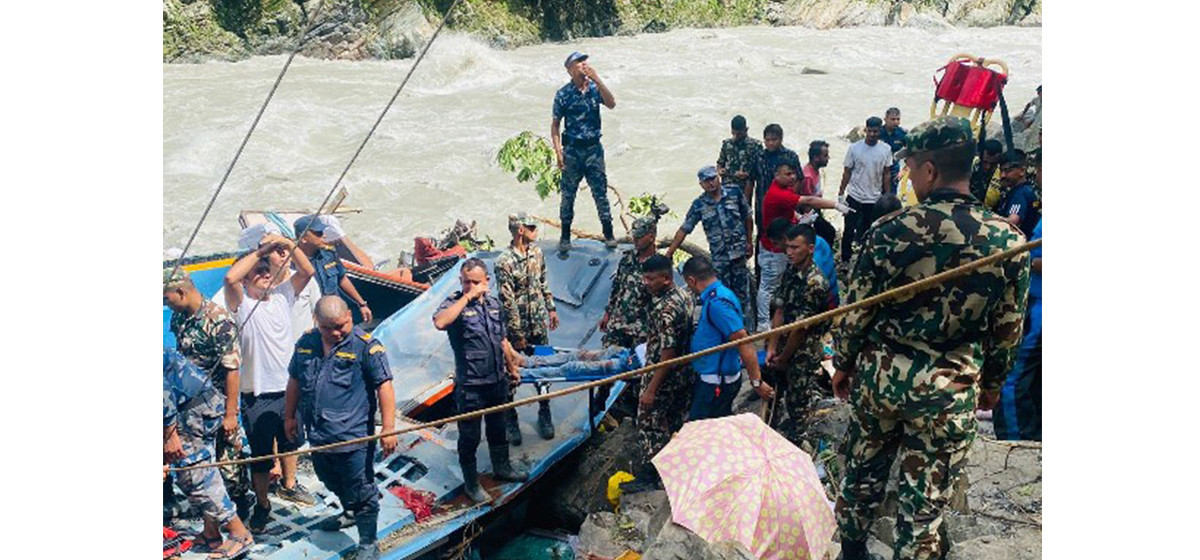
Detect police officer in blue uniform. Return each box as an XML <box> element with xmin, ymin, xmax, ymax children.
<box><xmin>433</xmin><ymin>258</ymin><xmax>530</xmax><ymax>503</ymax></box>
<box><xmin>294</xmin><ymin>215</ymin><xmax>374</xmax><ymax>325</ymax></box>
<box><xmin>284</xmin><ymin>296</ymin><xmax>396</xmax><ymax>560</ymax></box>
<box><xmin>551</xmin><ymin>51</ymin><xmax>619</xmax><ymax>252</ymax></box>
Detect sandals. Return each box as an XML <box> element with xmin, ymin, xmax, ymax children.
<box><xmin>208</xmin><ymin>533</ymin><xmax>253</xmax><ymax>560</ymax></box>
<box><xmin>190</xmin><ymin>533</ymin><xmax>223</xmax><ymax>553</ymax></box>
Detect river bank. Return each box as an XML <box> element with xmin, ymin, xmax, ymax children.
<box><xmin>164</xmin><ymin>0</ymin><xmax>1040</xmax><ymax>62</ymax></box>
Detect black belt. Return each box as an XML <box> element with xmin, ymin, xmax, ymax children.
<box><xmin>563</xmin><ymin>136</ymin><xmax>600</xmax><ymax>148</ymax></box>
<box><xmin>242</xmin><ymin>391</ymin><xmax>285</xmax><ymax>403</ymax></box>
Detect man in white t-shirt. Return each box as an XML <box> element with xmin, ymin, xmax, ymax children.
<box><xmin>223</xmin><ymin>233</ymin><xmax>318</xmax><ymax>532</ymax></box>
<box><xmin>837</xmin><ymin>116</ymin><xmax>894</xmax><ymax>264</ymax></box>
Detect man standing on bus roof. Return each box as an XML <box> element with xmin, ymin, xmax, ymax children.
<box><xmin>433</xmin><ymin>259</ymin><xmax>531</xmax><ymax>504</ymax></box>
<box><xmin>551</xmin><ymin>51</ymin><xmax>618</xmax><ymax>253</ymax></box>
<box><xmin>495</xmin><ymin>213</ymin><xmax>559</xmax><ymax>443</ymax></box>
<box><xmin>284</xmin><ymin>296</ymin><xmax>396</xmax><ymax>560</ymax></box>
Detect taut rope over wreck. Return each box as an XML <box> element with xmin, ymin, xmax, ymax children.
<box><xmin>169</xmin><ymin>237</ymin><xmax>1041</xmax><ymax>473</ymax></box>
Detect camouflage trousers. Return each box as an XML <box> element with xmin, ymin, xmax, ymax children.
<box><xmin>559</xmin><ymin>142</ymin><xmax>613</xmax><ymax>226</ymax></box>
<box><xmin>768</xmin><ymin>356</ymin><xmax>824</xmax><ymax>452</ymax></box>
<box><xmin>509</xmin><ymin>333</ymin><xmax>550</xmax><ymax>422</ymax></box>
<box><xmin>216</xmin><ymin>423</ymin><xmax>251</xmax><ymax>506</ymax></box>
<box><xmin>175</xmin><ymin>388</ymin><xmax>237</xmax><ymax>525</ymax></box>
<box><xmin>836</xmin><ymin>380</ymin><xmax>976</xmax><ymax>560</ymax></box>
<box><xmin>713</xmin><ymin>257</ymin><xmax>751</xmax><ymax>319</ymax></box>
<box><xmin>635</xmin><ymin>367</ymin><xmax>693</xmax><ymax>471</ymax></box>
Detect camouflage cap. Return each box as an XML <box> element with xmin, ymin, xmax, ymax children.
<box><xmin>631</xmin><ymin>215</ymin><xmax>659</xmax><ymax>238</ymax></box>
<box><xmin>895</xmin><ymin>116</ymin><xmax>973</xmax><ymax>159</ymax></box>
<box><xmin>508</xmin><ymin>212</ymin><xmax>538</xmax><ymax>229</ymax></box>
<box><xmin>163</xmin><ymin>269</ymin><xmax>191</xmax><ymax>290</ymax></box>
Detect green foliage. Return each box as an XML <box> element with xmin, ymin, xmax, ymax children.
<box><xmin>614</xmin><ymin>0</ymin><xmax>766</xmax><ymax>30</ymax></box>
<box><xmin>212</xmin><ymin>0</ymin><xmax>264</xmax><ymax>38</ymax></box>
<box><xmin>497</xmin><ymin>131</ymin><xmax>561</xmax><ymax>200</ymax></box>
<box><xmin>460</xmin><ymin>235</ymin><xmax>496</xmax><ymax>252</ymax></box>
<box><xmin>627</xmin><ymin>193</ymin><xmax>674</xmax><ymax>219</ymax></box>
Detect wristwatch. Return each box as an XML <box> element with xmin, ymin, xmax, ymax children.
<box><xmin>750</xmin><ymin>378</ymin><xmax>762</xmax><ymax>388</ymax></box>
<box><xmin>358</xmin><ymin>301</ymin><xmax>369</xmax><ymax>307</ymax></box>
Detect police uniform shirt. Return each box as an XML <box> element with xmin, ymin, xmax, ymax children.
<box><xmin>436</xmin><ymin>292</ymin><xmax>508</xmax><ymax>387</ymax></box>
<box><xmin>553</xmin><ymin>81</ymin><xmax>603</xmax><ymax>143</ymax></box>
<box><xmin>287</xmin><ymin>326</ymin><xmax>391</xmax><ymax>451</ymax></box>
<box><xmin>308</xmin><ymin>246</ymin><xmax>348</xmax><ymax>296</ymax></box>
<box><xmin>163</xmin><ymin>348</ymin><xmax>215</xmax><ymax>428</ymax></box>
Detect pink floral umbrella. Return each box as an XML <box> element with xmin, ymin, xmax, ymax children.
<box><xmin>652</xmin><ymin>413</ymin><xmax>835</xmax><ymax>560</ymax></box>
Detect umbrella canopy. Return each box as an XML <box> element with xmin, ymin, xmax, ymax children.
<box><xmin>651</xmin><ymin>413</ymin><xmax>835</xmax><ymax>560</ymax></box>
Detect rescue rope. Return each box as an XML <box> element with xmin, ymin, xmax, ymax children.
<box><xmin>232</xmin><ymin>0</ymin><xmax>466</xmax><ymax>332</ymax></box>
<box><xmin>165</xmin><ymin>0</ymin><xmax>329</xmax><ymax>285</ymax></box>
<box><xmin>170</xmin><ymin>237</ymin><xmax>1041</xmax><ymax>472</ymax></box>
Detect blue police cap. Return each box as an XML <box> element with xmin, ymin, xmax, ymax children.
<box><xmin>293</xmin><ymin>214</ymin><xmax>326</xmax><ymax>237</ymax></box>
<box><xmin>564</xmin><ymin>51</ymin><xmax>589</xmax><ymax>68</ymax></box>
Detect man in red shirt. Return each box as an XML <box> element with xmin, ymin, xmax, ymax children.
<box><xmin>756</xmin><ymin>162</ymin><xmax>849</xmax><ymax>331</ymax></box>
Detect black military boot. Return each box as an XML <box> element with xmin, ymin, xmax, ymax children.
<box><xmin>506</xmin><ymin>408</ymin><xmax>523</xmax><ymax>446</ymax></box>
<box><xmin>490</xmin><ymin>445</ymin><xmax>529</xmax><ymax>482</ymax></box>
<box><xmin>601</xmin><ymin>220</ymin><xmax>617</xmax><ymax>249</ymax></box>
<box><xmin>460</xmin><ymin>462</ymin><xmax>490</xmax><ymax>503</ymax></box>
<box><xmin>559</xmin><ymin>221</ymin><xmax>573</xmax><ymax>254</ymax></box>
<box><xmin>537</xmin><ymin>402</ymin><xmax>555</xmax><ymax>440</ymax></box>
<box><xmin>354</xmin><ymin>510</ymin><xmax>379</xmax><ymax>558</ymax></box>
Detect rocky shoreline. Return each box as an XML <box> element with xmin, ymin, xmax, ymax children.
<box><xmin>163</xmin><ymin>0</ymin><xmax>1041</xmax><ymax>63</ymax></box>
<box><xmin>542</xmin><ymin>379</ymin><xmax>1041</xmax><ymax>560</ymax></box>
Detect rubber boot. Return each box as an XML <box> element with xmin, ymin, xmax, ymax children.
<box><xmin>460</xmin><ymin>462</ymin><xmax>490</xmax><ymax>503</ymax></box>
<box><xmin>559</xmin><ymin>221</ymin><xmax>572</xmax><ymax>254</ymax></box>
<box><xmin>506</xmin><ymin>408</ymin><xmax>522</xmax><ymax>446</ymax></box>
<box><xmin>537</xmin><ymin>402</ymin><xmax>555</xmax><ymax>440</ymax></box>
<box><xmin>354</xmin><ymin>509</ymin><xmax>379</xmax><ymax>554</ymax></box>
<box><xmin>601</xmin><ymin>220</ymin><xmax>617</xmax><ymax>249</ymax></box>
<box><xmin>355</xmin><ymin>544</ymin><xmax>381</xmax><ymax>560</ymax></box>
<box><xmin>490</xmin><ymin>445</ymin><xmax>529</xmax><ymax>482</ymax></box>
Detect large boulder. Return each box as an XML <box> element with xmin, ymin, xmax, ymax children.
<box><xmin>641</xmin><ymin>522</ymin><xmax>756</xmax><ymax>560</ymax></box>
<box><xmin>369</xmin><ymin>0</ymin><xmax>434</xmax><ymax>59</ymax></box>
<box><xmin>163</xmin><ymin>0</ymin><xmax>247</xmax><ymax>62</ymax></box>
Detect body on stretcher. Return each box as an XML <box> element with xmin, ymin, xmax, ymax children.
<box><xmin>517</xmin><ymin>344</ymin><xmax>647</xmax><ymax>384</ymax></box>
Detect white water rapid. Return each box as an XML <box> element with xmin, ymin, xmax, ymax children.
<box><xmin>164</xmin><ymin>25</ymin><xmax>1041</xmax><ymax>259</ymax></box>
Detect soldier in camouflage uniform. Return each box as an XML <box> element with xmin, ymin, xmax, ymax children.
<box><xmin>552</xmin><ymin>51</ymin><xmax>619</xmax><ymax>251</ymax></box>
<box><xmin>633</xmin><ymin>254</ymin><xmax>696</xmax><ymax>484</ymax></box>
<box><xmin>666</xmin><ymin>165</ymin><xmax>754</xmax><ymax>317</ymax></box>
<box><xmin>764</xmin><ymin>224</ymin><xmax>830</xmax><ymax>452</ymax></box>
<box><xmin>596</xmin><ymin>214</ymin><xmax>661</xmax><ymax>415</ymax></box>
<box><xmin>163</xmin><ymin>348</ymin><xmax>255</xmax><ymax>557</ymax></box>
<box><xmin>601</xmin><ymin>215</ymin><xmax>659</xmax><ymax>348</ymax></box>
<box><xmin>716</xmin><ymin>115</ymin><xmax>764</xmax><ymax>205</ymax></box>
<box><xmin>831</xmin><ymin>117</ymin><xmax>1030</xmax><ymax>560</ymax></box>
<box><xmin>495</xmin><ymin>213</ymin><xmax>560</xmax><ymax>442</ymax></box>
<box><xmin>163</xmin><ymin>270</ymin><xmax>252</xmax><ymax>517</ymax></box>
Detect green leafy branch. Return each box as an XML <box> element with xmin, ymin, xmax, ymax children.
<box><xmin>627</xmin><ymin>193</ymin><xmax>674</xmax><ymax>219</ymax></box>
<box><xmin>496</xmin><ymin>131</ymin><xmax>561</xmax><ymax>200</ymax></box>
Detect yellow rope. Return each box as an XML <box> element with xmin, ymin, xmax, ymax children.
<box><xmin>169</xmin><ymin>238</ymin><xmax>1041</xmax><ymax>472</ymax></box>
